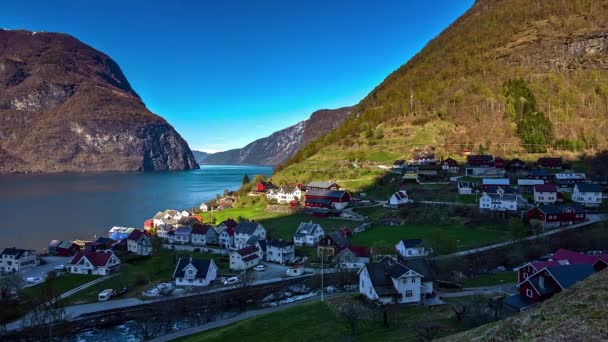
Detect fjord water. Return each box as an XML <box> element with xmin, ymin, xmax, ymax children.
<box><xmin>0</xmin><ymin>165</ymin><xmax>272</xmax><ymax>251</ymax></box>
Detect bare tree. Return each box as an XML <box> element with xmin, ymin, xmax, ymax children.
<box><xmin>241</xmin><ymin>269</ymin><xmax>255</xmax><ymax>287</ymax></box>
<box><xmin>410</xmin><ymin>321</ymin><xmax>447</xmax><ymax>341</ymax></box>
<box><xmin>335</xmin><ymin>299</ymin><xmax>370</xmax><ymax>336</ymax></box>
<box><xmin>451</xmin><ymin>304</ymin><xmax>466</xmax><ymax>321</ymax></box>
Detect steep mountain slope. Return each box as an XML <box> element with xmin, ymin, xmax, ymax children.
<box><xmin>442</xmin><ymin>269</ymin><xmax>608</xmax><ymax>341</ymax></box>
<box><xmin>280</xmin><ymin>0</ymin><xmax>608</xmax><ymax>178</ymax></box>
<box><xmin>203</xmin><ymin>106</ymin><xmax>352</xmax><ymax>165</ymax></box>
<box><xmin>192</xmin><ymin>150</ymin><xmax>212</xmax><ymax>164</ymax></box>
<box><xmin>0</xmin><ymin>29</ymin><xmax>198</xmax><ymax>173</ymax></box>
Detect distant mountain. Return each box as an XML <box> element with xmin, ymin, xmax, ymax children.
<box><xmin>203</xmin><ymin>106</ymin><xmax>352</xmax><ymax>165</ymax></box>
<box><xmin>0</xmin><ymin>29</ymin><xmax>198</xmax><ymax>173</ymax></box>
<box><xmin>192</xmin><ymin>151</ymin><xmax>212</xmax><ymax>164</ymax></box>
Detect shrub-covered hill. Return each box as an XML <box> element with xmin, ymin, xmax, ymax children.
<box><xmin>277</xmin><ymin>0</ymin><xmax>608</xmax><ymax>182</ymax></box>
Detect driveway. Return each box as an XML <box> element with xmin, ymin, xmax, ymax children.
<box><xmin>250</xmin><ymin>262</ymin><xmax>291</xmax><ymax>283</ymax></box>
<box><xmin>21</xmin><ymin>256</ymin><xmax>71</xmax><ymax>288</ymax></box>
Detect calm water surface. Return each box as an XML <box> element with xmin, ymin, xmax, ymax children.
<box><xmin>0</xmin><ymin>165</ymin><xmax>272</xmax><ymax>250</ymax></box>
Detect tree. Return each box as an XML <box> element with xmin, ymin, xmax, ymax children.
<box><xmin>410</xmin><ymin>321</ymin><xmax>447</xmax><ymax>341</ymax></box>
<box><xmin>242</xmin><ymin>174</ymin><xmax>250</xmax><ymax>185</ymax></box>
<box><xmin>335</xmin><ymin>299</ymin><xmax>369</xmax><ymax>336</ymax></box>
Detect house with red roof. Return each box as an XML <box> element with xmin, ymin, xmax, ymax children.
<box><xmin>218</xmin><ymin>227</ymin><xmax>235</xmax><ymax>249</ymax></box>
<box><xmin>143</xmin><ymin>219</ymin><xmax>154</xmax><ymax>232</ymax></box>
<box><xmin>229</xmin><ymin>245</ymin><xmax>260</xmax><ymax>271</ymax></box>
<box><xmin>553</xmin><ymin>249</ymin><xmax>608</xmax><ymax>271</ymax></box>
<box><xmin>305</xmin><ymin>189</ymin><xmax>351</xmax><ymax>210</ymax></box>
<box><xmin>68</xmin><ymin>251</ymin><xmax>121</xmax><ymax>275</ymax></box>
<box><xmin>256</xmin><ymin>181</ymin><xmax>277</xmax><ymax>193</ymax></box>
<box><xmin>533</xmin><ymin>184</ymin><xmax>558</xmax><ymax>204</ymax></box>
<box><xmin>126</xmin><ymin>230</ymin><xmax>152</xmax><ymax>256</ymax></box>
<box><xmin>516</xmin><ymin>260</ymin><xmax>570</xmax><ymax>284</ymax></box>
<box><xmin>526</xmin><ymin>205</ymin><xmax>587</xmax><ymax>227</ymax></box>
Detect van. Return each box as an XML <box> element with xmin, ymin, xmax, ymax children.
<box><xmin>98</xmin><ymin>289</ymin><xmax>115</xmax><ymax>301</ymax></box>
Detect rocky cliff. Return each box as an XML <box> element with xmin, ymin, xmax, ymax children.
<box><xmin>203</xmin><ymin>106</ymin><xmax>352</xmax><ymax>165</ymax></box>
<box><xmin>0</xmin><ymin>29</ymin><xmax>198</xmax><ymax>173</ymax></box>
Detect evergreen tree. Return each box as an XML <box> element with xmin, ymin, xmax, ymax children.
<box><xmin>242</xmin><ymin>174</ymin><xmax>250</xmax><ymax>185</ymax></box>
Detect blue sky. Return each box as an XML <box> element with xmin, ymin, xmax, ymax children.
<box><xmin>0</xmin><ymin>0</ymin><xmax>473</xmax><ymax>152</ymax></box>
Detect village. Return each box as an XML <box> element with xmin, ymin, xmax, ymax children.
<box><xmin>2</xmin><ymin>152</ymin><xmax>608</xmax><ymax>339</ymax></box>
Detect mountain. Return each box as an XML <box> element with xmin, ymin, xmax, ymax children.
<box><xmin>0</xmin><ymin>29</ymin><xmax>198</xmax><ymax>173</ymax></box>
<box><xmin>279</xmin><ymin>0</ymin><xmax>608</xmax><ymax>178</ymax></box>
<box><xmin>442</xmin><ymin>269</ymin><xmax>608</xmax><ymax>341</ymax></box>
<box><xmin>192</xmin><ymin>150</ymin><xmax>212</xmax><ymax>164</ymax></box>
<box><xmin>203</xmin><ymin>106</ymin><xmax>352</xmax><ymax>165</ymax></box>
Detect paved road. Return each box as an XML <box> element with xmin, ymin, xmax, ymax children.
<box><xmin>434</xmin><ymin>214</ymin><xmax>607</xmax><ymax>260</ymax></box>
<box><xmin>20</xmin><ymin>256</ymin><xmax>71</xmax><ymax>288</ymax></box>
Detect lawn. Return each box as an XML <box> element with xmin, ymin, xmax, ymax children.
<box><xmin>61</xmin><ymin>248</ymin><xmax>230</xmax><ymax>306</ymax></box>
<box><xmin>349</xmin><ymin>223</ymin><xmax>511</xmax><ymax>251</ymax></box>
<box><xmin>461</xmin><ymin>272</ymin><xmax>518</xmax><ymax>288</ymax></box>
<box><xmin>21</xmin><ymin>273</ymin><xmax>100</xmax><ymax>299</ymax></box>
<box><xmin>176</xmin><ymin>295</ymin><xmax>490</xmax><ymax>342</ymax></box>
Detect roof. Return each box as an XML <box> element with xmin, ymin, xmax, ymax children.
<box><xmin>242</xmin><ymin>254</ymin><xmax>259</xmax><ymax>262</ymax></box>
<box><xmin>95</xmin><ymin>237</ymin><xmax>114</xmax><ymax>245</ymax></box>
<box><xmin>305</xmin><ymin>198</ymin><xmax>333</xmax><ymax>205</ymax></box>
<box><xmin>483</xmin><ymin>193</ymin><xmax>517</xmax><ymax>202</ymax></box>
<box><xmin>127</xmin><ymin>229</ymin><xmax>144</xmax><ymax>241</ymax></box>
<box><xmin>267</xmin><ymin>239</ymin><xmax>293</xmax><ymax>248</ymax></box>
<box><xmin>534</xmin><ymin>204</ymin><xmax>586</xmax><ymax>215</ymax></box>
<box><xmin>534</xmin><ymin>184</ymin><xmax>557</xmax><ymax>192</ymax></box>
<box><xmin>307</xmin><ymin>181</ymin><xmax>339</xmax><ymax>189</ymax></box>
<box><xmin>400</xmin><ymin>257</ymin><xmax>436</xmax><ymax>281</ymax></box>
<box><xmin>235</xmin><ymin>221</ymin><xmax>262</xmax><ymax>235</ymax></box>
<box><xmin>391</xmin><ymin>190</ymin><xmax>408</xmax><ymax>200</ymax></box>
<box><xmin>529</xmin><ymin>260</ymin><xmax>569</xmax><ymax>271</ymax></box>
<box><xmin>545</xmin><ymin>264</ymin><xmax>595</xmax><ymax>289</ymax></box>
<box><xmin>482</xmin><ymin>178</ymin><xmax>510</xmax><ymax>186</ymax></box>
<box><xmin>279</xmin><ymin>186</ymin><xmax>299</xmax><ymax>194</ymax></box>
<box><xmin>326</xmin><ymin>231</ymin><xmax>350</xmax><ymax>249</ymax></box>
<box><xmin>295</xmin><ymin>222</ymin><xmax>324</xmax><ymax>237</ymax></box>
<box><xmin>364</xmin><ymin>257</ymin><xmax>417</xmax><ymax>296</ymax></box>
<box><xmin>305</xmin><ymin>189</ymin><xmax>348</xmax><ymax>199</ymax></box>
<box><xmin>343</xmin><ymin>246</ymin><xmax>370</xmax><ymax>257</ymax></box>
<box><xmin>553</xmin><ymin>249</ymin><xmax>600</xmax><ymax>266</ymax></box>
<box><xmin>108</xmin><ymin>227</ymin><xmax>138</xmax><ymax>235</ymax></box>
<box><xmin>1</xmin><ymin>248</ymin><xmax>33</xmax><ymax>258</ymax></box>
<box><xmin>70</xmin><ymin>251</ymin><xmax>114</xmax><ymax>267</ymax></box>
<box><xmin>48</xmin><ymin>240</ymin><xmax>62</xmax><ymax>248</ymax></box>
<box><xmin>191</xmin><ymin>223</ymin><xmax>214</xmax><ymax>235</ymax></box>
<box><xmin>58</xmin><ymin>240</ymin><xmax>75</xmax><ymax>249</ymax></box>
<box><xmin>529</xmin><ymin>169</ymin><xmax>550</xmax><ymax>177</ymax></box>
<box><xmin>174</xmin><ymin>226</ymin><xmax>193</xmax><ymax>235</ymax></box>
<box><xmin>236</xmin><ymin>245</ymin><xmax>259</xmax><ymax>256</ymax></box>
<box><xmin>221</xmin><ymin>227</ymin><xmax>235</xmax><ymax>236</ymax></box>
<box><xmin>173</xmin><ymin>257</ymin><xmax>213</xmax><ymax>279</ymax></box>
<box><xmin>220</xmin><ymin>219</ymin><xmax>238</xmax><ymax>230</ymax></box>
<box><xmin>575</xmin><ymin>183</ymin><xmax>602</xmax><ymax>193</ymax></box>
<box><xmin>393</xmin><ymin>160</ymin><xmax>406</xmax><ymax>165</ymax></box>
<box><xmin>399</xmin><ymin>239</ymin><xmax>423</xmax><ymax>248</ymax></box>
<box><xmin>555</xmin><ymin>172</ymin><xmax>586</xmax><ymax>180</ymax></box>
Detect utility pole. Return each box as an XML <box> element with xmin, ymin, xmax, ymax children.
<box><xmin>320</xmin><ymin>249</ymin><xmax>324</xmax><ymax>302</ymax></box>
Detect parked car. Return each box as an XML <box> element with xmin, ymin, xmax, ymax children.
<box><xmin>253</xmin><ymin>264</ymin><xmax>266</xmax><ymax>272</ymax></box>
<box><xmin>26</xmin><ymin>277</ymin><xmax>43</xmax><ymax>284</ymax></box>
<box><xmin>98</xmin><ymin>289</ymin><xmax>115</xmax><ymax>301</ymax></box>
<box><xmin>54</xmin><ymin>265</ymin><xmax>66</xmax><ymax>272</ymax></box>
<box><xmin>223</xmin><ymin>276</ymin><xmax>241</xmax><ymax>286</ymax></box>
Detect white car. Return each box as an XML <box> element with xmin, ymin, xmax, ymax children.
<box><xmin>253</xmin><ymin>264</ymin><xmax>266</xmax><ymax>272</ymax></box>
<box><xmin>54</xmin><ymin>265</ymin><xmax>66</xmax><ymax>271</ymax></box>
<box><xmin>223</xmin><ymin>276</ymin><xmax>241</xmax><ymax>286</ymax></box>
<box><xmin>26</xmin><ymin>277</ymin><xmax>43</xmax><ymax>284</ymax></box>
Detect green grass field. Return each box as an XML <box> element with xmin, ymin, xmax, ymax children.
<box><xmin>461</xmin><ymin>272</ymin><xmax>518</xmax><ymax>288</ymax></box>
<box><xmin>349</xmin><ymin>223</ymin><xmax>511</xmax><ymax>251</ymax></box>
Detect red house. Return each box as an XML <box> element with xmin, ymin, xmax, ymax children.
<box><xmin>494</xmin><ymin>157</ymin><xmax>506</xmax><ymax>169</ymax></box>
<box><xmin>526</xmin><ymin>205</ymin><xmax>587</xmax><ymax>227</ymax></box>
<box><xmin>48</xmin><ymin>240</ymin><xmax>80</xmax><ymax>256</ymax></box>
<box><xmin>466</xmin><ymin>155</ymin><xmax>494</xmax><ymax>167</ymax></box>
<box><xmin>305</xmin><ymin>189</ymin><xmax>351</xmax><ymax>210</ymax></box>
<box><xmin>507</xmin><ymin>158</ymin><xmax>527</xmax><ymax>171</ymax></box>
<box><xmin>537</xmin><ymin>157</ymin><xmax>563</xmax><ymax>169</ymax></box>
<box><xmin>516</xmin><ymin>260</ymin><xmax>566</xmax><ymax>284</ymax></box>
<box><xmin>256</xmin><ymin>181</ymin><xmax>277</xmax><ymax>193</ymax></box>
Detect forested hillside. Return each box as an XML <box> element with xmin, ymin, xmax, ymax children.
<box><xmin>277</xmin><ymin>0</ymin><xmax>608</xmax><ymax>182</ymax></box>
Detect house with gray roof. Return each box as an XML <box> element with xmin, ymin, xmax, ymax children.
<box><xmin>306</xmin><ymin>181</ymin><xmax>341</xmax><ymax>191</ymax></box>
<box><xmin>266</xmin><ymin>239</ymin><xmax>294</xmax><ymax>264</ymax></box>
<box><xmin>234</xmin><ymin>221</ymin><xmax>266</xmax><ymax>249</ymax></box>
<box><xmin>0</xmin><ymin>248</ymin><xmax>39</xmax><ymax>273</ymax></box>
<box><xmin>572</xmin><ymin>183</ymin><xmax>603</xmax><ymax>207</ymax></box>
<box><xmin>168</xmin><ymin>226</ymin><xmax>192</xmax><ymax>245</ymax></box>
<box><xmin>358</xmin><ymin>256</ymin><xmax>430</xmax><ymax>304</ymax></box>
<box><xmin>395</xmin><ymin>239</ymin><xmax>430</xmax><ymax>258</ymax></box>
<box><xmin>479</xmin><ymin>192</ymin><xmax>517</xmax><ymax>212</ymax></box>
<box><xmin>173</xmin><ymin>256</ymin><xmax>218</xmax><ymax>287</ymax></box>
<box><xmin>294</xmin><ymin>222</ymin><xmax>325</xmax><ymax>246</ymax></box>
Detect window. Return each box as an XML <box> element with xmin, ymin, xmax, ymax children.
<box><xmin>526</xmin><ymin>288</ymin><xmax>533</xmax><ymax>298</ymax></box>
<box><xmin>405</xmin><ymin>290</ymin><xmax>413</xmax><ymax>298</ymax></box>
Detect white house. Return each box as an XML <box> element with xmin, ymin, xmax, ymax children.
<box><xmin>270</xmin><ymin>186</ymin><xmax>302</xmax><ymax>204</ymax></box>
<box><xmin>266</xmin><ymin>239</ymin><xmax>295</xmax><ymax>265</ymax></box>
<box><xmin>389</xmin><ymin>190</ymin><xmax>409</xmax><ymax>207</ymax></box>
<box><xmin>534</xmin><ymin>184</ymin><xmax>558</xmax><ymax>204</ymax></box>
<box><xmin>458</xmin><ymin>182</ymin><xmax>474</xmax><ymax>195</ymax></box>
<box><xmin>68</xmin><ymin>251</ymin><xmax>121</xmax><ymax>276</ymax></box>
<box><xmin>234</xmin><ymin>222</ymin><xmax>267</xmax><ymax>249</ymax></box>
<box><xmin>358</xmin><ymin>257</ymin><xmax>428</xmax><ymax>304</ymax></box>
<box><xmin>173</xmin><ymin>256</ymin><xmax>218</xmax><ymax>287</ymax></box>
<box><xmin>479</xmin><ymin>192</ymin><xmax>517</xmax><ymax>212</ymax></box>
<box><xmin>395</xmin><ymin>239</ymin><xmax>429</xmax><ymax>258</ymax></box>
<box><xmin>199</xmin><ymin>202</ymin><xmax>210</xmax><ymax>212</ymax></box>
<box><xmin>219</xmin><ymin>227</ymin><xmax>235</xmax><ymax>249</ymax></box>
<box><xmin>152</xmin><ymin>209</ymin><xmax>183</xmax><ymax>228</ymax></box>
<box><xmin>293</xmin><ymin>222</ymin><xmax>325</xmax><ymax>246</ymax></box>
<box><xmin>126</xmin><ymin>230</ymin><xmax>152</xmax><ymax>256</ymax></box>
<box><xmin>191</xmin><ymin>224</ymin><xmax>219</xmax><ymax>246</ymax></box>
<box><xmin>336</xmin><ymin>246</ymin><xmax>370</xmax><ymax>270</ymax></box>
<box><xmin>0</xmin><ymin>248</ymin><xmax>39</xmax><ymax>273</ymax></box>
<box><xmin>572</xmin><ymin>183</ymin><xmax>603</xmax><ymax>207</ymax></box>
<box><xmin>168</xmin><ymin>226</ymin><xmax>192</xmax><ymax>245</ymax></box>
<box><xmin>229</xmin><ymin>245</ymin><xmax>260</xmax><ymax>271</ymax></box>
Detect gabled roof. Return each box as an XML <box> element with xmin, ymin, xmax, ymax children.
<box><xmin>172</xmin><ymin>257</ymin><xmax>214</xmax><ymax>279</ymax></box>
<box><xmin>1</xmin><ymin>248</ymin><xmax>33</xmax><ymax>258</ymax></box>
<box><xmin>553</xmin><ymin>249</ymin><xmax>600</xmax><ymax>266</ymax></box>
<box><xmin>391</xmin><ymin>190</ymin><xmax>408</xmax><ymax>200</ymax></box>
<box><xmin>544</xmin><ymin>264</ymin><xmax>595</xmax><ymax>289</ymax></box>
<box><xmin>529</xmin><ymin>169</ymin><xmax>550</xmax><ymax>177</ymax></box>
<box><xmin>399</xmin><ymin>257</ymin><xmax>436</xmax><ymax>281</ymax></box>
<box><xmin>483</xmin><ymin>193</ymin><xmax>517</xmax><ymax>202</ymax></box>
<box><xmin>363</xmin><ymin>257</ymin><xmax>420</xmax><ymax>296</ymax></box>
<box><xmin>326</xmin><ymin>231</ymin><xmax>350</xmax><ymax>249</ymax></box>
<box><xmin>70</xmin><ymin>251</ymin><xmax>115</xmax><ymax>267</ymax></box>
<box><xmin>242</xmin><ymin>254</ymin><xmax>259</xmax><ymax>262</ymax></box>
<box><xmin>49</xmin><ymin>240</ymin><xmax>62</xmax><ymax>248</ymax></box>
<box><xmin>482</xmin><ymin>178</ymin><xmax>509</xmax><ymax>186</ymax></box>
<box><xmin>307</xmin><ymin>181</ymin><xmax>339</xmax><ymax>189</ymax></box>
<box><xmin>235</xmin><ymin>245</ymin><xmax>259</xmax><ymax>256</ymax></box>
<box><xmin>518</xmin><ymin>179</ymin><xmax>545</xmax><ymax>186</ymax></box>
<box><xmin>575</xmin><ymin>183</ymin><xmax>602</xmax><ymax>193</ymax></box>
<box><xmin>398</xmin><ymin>239</ymin><xmax>423</xmax><ymax>248</ymax></box>
<box><xmin>126</xmin><ymin>229</ymin><xmax>144</xmax><ymax>241</ymax></box>
<box><xmin>191</xmin><ymin>223</ymin><xmax>214</xmax><ymax>235</ymax></box>
<box><xmin>534</xmin><ymin>184</ymin><xmax>557</xmax><ymax>193</ymax></box>
<box><xmin>279</xmin><ymin>186</ymin><xmax>299</xmax><ymax>194</ymax></box>
<box><xmin>58</xmin><ymin>240</ymin><xmax>75</xmax><ymax>249</ymax></box>
<box><xmin>221</xmin><ymin>227</ymin><xmax>235</xmax><ymax>236</ymax></box>
<box><xmin>534</xmin><ymin>204</ymin><xmax>586</xmax><ymax>215</ymax></box>
<box><xmin>220</xmin><ymin>219</ymin><xmax>238</xmax><ymax>230</ymax></box>
<box><xmin>267</xmin><ymin>239</ymin><xmax>293</xmax><ymax>248</ymax></box>
<box><xmin>235</xmin><ymin>221</ymin><xmax>262</xmax><ymax>235</ymax></box>
<box><xmin>343</xmin><ymin>246</ymin><xmax>370</xmax><ymax>257</ymax></box>
<box><xmin>305</xmin><ymin>189</ymin><xmax>348</xmax><ymax>199</ymax></box>
<box><xmin>174</xmin><ymin>226</ymin><xmax>193</xmax><ymax>235</ymax></box>
<box><xmin>295</xmin><ymin>222</ymin><xmax>324</xmax><ymax>237</ymax></box>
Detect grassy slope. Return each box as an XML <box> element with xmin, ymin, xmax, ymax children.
<box><xmin>276</xmin><ymin>0</ymin><xmax>608</xmax><ymax>184</ymax></box>
<box><xmin>176</xmin><ymin>295</ymin><xmax>493</xmax><ymax>342</ymax></box>
<box><xmin>442</xmin><ymin>270</ymin><xmax>608</xmax><ymax>341</ymax></box>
